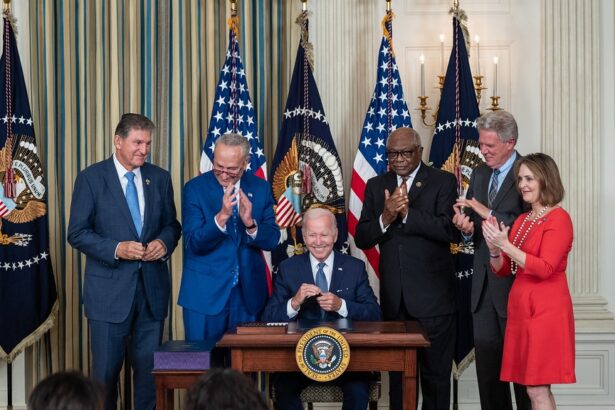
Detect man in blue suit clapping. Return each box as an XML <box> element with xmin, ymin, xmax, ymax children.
<box><xmin>179</xmin><ymin>133</ymin><xmax>280</xmax><ymax>348</ymax></box>
<box><xmin>67</xmin><ymin>113</ymin><xmax>182</xmax><ymax>410</ymax></box>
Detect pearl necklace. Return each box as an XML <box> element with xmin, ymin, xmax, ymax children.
<box><xmin>509</xmin><ymin>206</ymin><xmax>549</xmax><ymax>275</ymax></box>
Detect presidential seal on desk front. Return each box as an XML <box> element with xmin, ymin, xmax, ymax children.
<box><xmin>295</xmin><ymin>327</ymin><xmax>350</xmax><ymax>381</ymax></box>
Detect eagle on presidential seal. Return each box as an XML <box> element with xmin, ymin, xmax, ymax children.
<box><xmin>309</xmin><ymin>339</ymin><xmax>338</xmax><ymax>369</ymax></box>
<box><xmin>0</xmin><ymin>134</ymin><xmax>47</xmax><ymax>246</ymax></box>
<box><xmin>272</xmin><ymin>132</ymin><xmax>345</xmax><ymax>255</ymax></box>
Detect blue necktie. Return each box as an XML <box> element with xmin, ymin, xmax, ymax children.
<box><xmin>231</xmin><ymin>204</ymin><xmax>239</xmax><ymax>286</ymax></box>
<box><xmin>125</xmin><ymin>171</ymin><xmax>142</xmax><ymax>236</ymax></box>
<box><xmin>315</xmin><ymin>262</ymin><xmax>328</xmax><ymax>319</ymax></box>
<box><xmin>488</xmin><ymin>169</ymin><xmax>500</xmax><ymax>207</ymax></box>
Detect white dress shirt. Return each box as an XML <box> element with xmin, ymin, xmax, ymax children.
<box><xmin>113</xmin><ymin>154</ymin><xmax>145</xmax><ymax>221</ymax></box>
<box><xmin>213</xmin><ymin>180</ymin><xmax>257</xmax><ymax>238</ymax></box>
<box><xmin>380</xmin><ymin>162</ymin><xmax>421</xmax><ymax>232</ymax></box>
<box><xmin>286</xmin><ymin>252</ymin><xmax>348</xmax><ymax>319</ymax></box>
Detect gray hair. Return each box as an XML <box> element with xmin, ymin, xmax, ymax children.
<box><xmin>114</xmin><ymin>113</ymin><xmax>155</xmax><ymax>138</ymax></box>
<box><xmin>215</xmin><ymin>133</ymin><xmax>250</xmax><ymax>158</ymax></box>
<box><xmin>476</xmin><ymin>110</ymin><xmax>518</xmax><ymax>143</ymax></box>
<box><xmin>386</xmin><ymin>127</ymin><xmax>422</xmax><ymax>148</ymax></box>
<box><xmin>302</xmin><ymin>207</ymin><xmax>337</xmax><ymax>232</ymax></box>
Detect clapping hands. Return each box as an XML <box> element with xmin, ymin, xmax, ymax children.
<box><xmin>382</xmin><ymin>184</ymin><xmax>409</xmax><ymax>226</ymax></box>
<box><xmin>482</xmin><ymin>215</ymin><xmax>510</xmax><ymax>254</ymax></box>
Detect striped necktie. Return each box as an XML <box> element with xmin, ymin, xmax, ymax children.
<box><xmin>488</xmin><ymin>169</ymin><xmax>500</xmax><ymax>207</ymax></box>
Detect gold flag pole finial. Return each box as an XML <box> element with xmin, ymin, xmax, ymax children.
<box><xmin>301</xmin><ymin>0</ymin><xmax>307</xmax><ymax>12</ymax></box>
<box><xmin>386</xmin><ymin>0</ymin><xmax>392</xmax><ymax>12</ymax></box>
<box><xmin>3</xmin><ymin>0</ymin><xmax>11</xmax><ymax>13</ymax></box>
<box><xmin>230</xmin><ymin>0</ymin><xmax>237</xmax><ymax>17</ymax></box>
<box><xmin>453</xmin><ymin>0</ymin><xmax>459</xmax><ymax>11</ymax></box>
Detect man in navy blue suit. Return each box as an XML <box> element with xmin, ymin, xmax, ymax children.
<box><xmin>179</xmin><ymin>133</ymin><xmax>280</xmax><ymax>347</ymax></box>
<box><xmin>67</xmin><ymin>113</ymin><xmax>181</xmax><ymax>410</ymax></box>
<box><xmin>262</xmin><ymin>207</ymin><xmax>381</xmax><ymax>410</ymax></box>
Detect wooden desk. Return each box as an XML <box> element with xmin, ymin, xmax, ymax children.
<box><xmin>153</xmin><ymin>370</ymin><xmax>203</xmax><ymax>410</ymax></box>
<box><xmin>218</xmin><ymin>321</ymin><xmax>429</xmax><ymax>410</ymax></box>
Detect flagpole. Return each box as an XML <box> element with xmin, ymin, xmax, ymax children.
<box><xmin>2</xmin><ymin>0</ymin><xmax>14</xmax><ymax>400</ymax></box>
<box><xmin>301</xmin><ymin>0</ymin><xmax>307</xmax><ymax>11</ymax></box>
<box><xmin>386</xmin><ymin>0</ymin><xmax>391</xmax><ymax>12</ymax></box>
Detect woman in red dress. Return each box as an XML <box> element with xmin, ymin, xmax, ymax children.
<box><xmin>481</xmin><ymin>153</ymin><xmax>575</xmax><ymax>410</ymax></box>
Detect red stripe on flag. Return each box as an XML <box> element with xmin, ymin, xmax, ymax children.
<box><xmin>350</xmin><ymin>170</ymin><xmax>367</xmax><ymax>201</ymax></box>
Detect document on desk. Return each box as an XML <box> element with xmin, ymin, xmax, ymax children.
<box><xmin>236</xmin><ymin>322</ymin><xmax>288</xmax><ymax>334</ymax></box>
<box><xmin>297</xmin><ymin>318</ymin><xmax>354</xmax><ymax>331</ymax></box>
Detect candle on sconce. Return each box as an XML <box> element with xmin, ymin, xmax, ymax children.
<box><xmin>439</xmin><ymin>34</ymin><xmax>445</xmax><ymax>75</ymax></box>
<box><xmin>475</xmin><ymin>35</ymin><xmax>481</xmax><ymax>76</ymax></box>
<box><xmin>420</xmin><ymin>54</ymin><xmax>425</xmax><ymax>96</ymax></box>
<box><xmin>493</xmin><ymin>56</ymin><xmax>498</xmax><ymax>96</ymax></box>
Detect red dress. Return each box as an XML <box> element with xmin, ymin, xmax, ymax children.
<box><xmin>495</xmin><ymin>207</ymin><xmax>575</xmax><ymax>385</ymax></box>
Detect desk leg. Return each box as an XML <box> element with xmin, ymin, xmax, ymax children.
<box><xmin>403</xmin><ymin>349</ymin><xmax>418</xmax><ymax>410</ymax></box>
<box><xmin>230</xmin><ymin>349</ymin><xmax>244</xmax><ymax>371</ymax></box>
<box><xmin>166</xmin><ymin>388</ymin><xmax>174</xmax><ymax>410</ymax></box>
<box><xmin>155</xmin><ymin>377</ymin><xmax>165</xmax><ymax>410</ymax></box>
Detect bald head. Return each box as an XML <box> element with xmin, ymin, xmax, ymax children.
<box><xmin>387</xmin><ymin>127</ymin><xmax>422</xmax><ymax>148</ymax></box>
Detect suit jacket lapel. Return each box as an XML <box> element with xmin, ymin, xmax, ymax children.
<box><xmin>491</xmin><ymin>152</ymin><xmax>520</xmax><ymax>209</ymax></box>
<box><xmin>476</xmin><ymin>167</ymin><xmax>493</xmax><ymax>205</ymax></box>
<box><xmin>141</xmin><ymin>165</ymin><xmax>153</xmax><ymax>238</ymax></box>
<box><xmin>408</xmin><ymin>162</ymin><xmax>428</xmax><ymax>201</ymax></box>
<box><xmin>300</xmin><ymin>254</ymin><xmax>315</xmax><ymax>285</ymax></box>
<box><xmin>103</xmin><ymin>157</ymin><xmax>139</xmax><ymax>238</ymax></box>
<box><xmin>329</xmin><ymin>252</ymin><xmax>343</xmax><ymax>294</ymax></box>
<box><xmin>384</xmin><ymin>171</ymin><xmax>398</xmax><ymax>195</ymax></box>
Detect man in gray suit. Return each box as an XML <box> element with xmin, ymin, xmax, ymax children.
<box><xmin>67</xmin><ymin>113</ymin><xmax>181</xmax><ymax>410</ymax></box>
<box><xmin>453</xmin><ymin>110</ymin><xmax>530</xmax><ymax>410</ymax></box>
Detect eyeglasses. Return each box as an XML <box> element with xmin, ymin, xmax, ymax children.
<box><xmin>387</xmin><ymin>148</ymin><xmax>421</xmax><ymax>160</ymax></box>
<box><xmin>213</xmin><ymin>165</ymin><xmax>242</xmax><ymax>179</ymax></box>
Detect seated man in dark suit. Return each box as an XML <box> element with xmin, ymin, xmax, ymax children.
<box><xmin>262</xmin><ymin>207</ymin><xmax>381</xmax><ymax>410</ymax></box>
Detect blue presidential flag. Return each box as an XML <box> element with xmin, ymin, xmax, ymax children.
<box><xmin>429</xmin><ymin>11</ymin><xmax>483</xmax><ymax>378</ymax></box>
<box><xmin>0</xmin><ymin>16</ymin><xmax>57</xmax><ymax>362</ymax></box>
<box><xmin>270</xmin><ymin>11</ymin><xmax>347</xmax><ymax>265</ymax></box>
<box><xmin>348</xmin><ymin>10</ymin><xmax>412</xmax><ymax>297</ymax></box>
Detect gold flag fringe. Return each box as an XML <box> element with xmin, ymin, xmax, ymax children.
<box><xmin>453</xmin><ymin>347</ymin><xmax>475</xmax><ymax>380</ymax></box>
<box><xmin>2</xmin><ymin>8</ymin><xmax>17</xmax><ymax>34</ymax></box>
<box><xmin>295</xmin><ymin>10</ymin><xmax>314</xmax><ymax>72</ymax></box>
<box><xmin>227</xmin><ymin>14</ymin><xmax>239</xmax><ymax>39</ymax></box>
<box><xmin>449</xmin><ymin>6</ymin><xmax>471</xmax><ymax>58</ymax></box>
<box><xmin>380</xmin><ymin>11</ymin><xmax>395</xmax><ymax>59</ymax></box>
<box><xmin>0</xmin><ymin>300</ymin><xmax>58</xmax><ymax>363</ymax></box>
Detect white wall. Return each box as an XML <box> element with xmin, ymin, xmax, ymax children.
<box><xmin>600</xmin><ymin>0</ymin><xmax>615</xmax><ymax>319</ymax></box>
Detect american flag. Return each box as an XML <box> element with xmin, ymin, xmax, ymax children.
<box><xmin>270</xmin><ymin>10</ymin><xmax>347</xmax><ymax>267</ymax></box>
<box><xmin>348</xmin><ymin>11</ymin><xmax>412</xmax><ymax>295</ymax></box>
<box><xmin>199</xmin><ymin>20</ymin><xmax>272</xmax><ymax>291</ymax></box>
<box><xmin>429</xmin><ymin>10</ymin><xmax>482</xmax><ymax>378</ymax></box>
<box><xmin>0</xmin><ymin>16</ymin><xmax>57</xmax><ymax>362</ymax></box>
<box><xmin>200</xmin><ymin>25</ymin><xmax>266</xmax><ymax>179</ymax></box>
